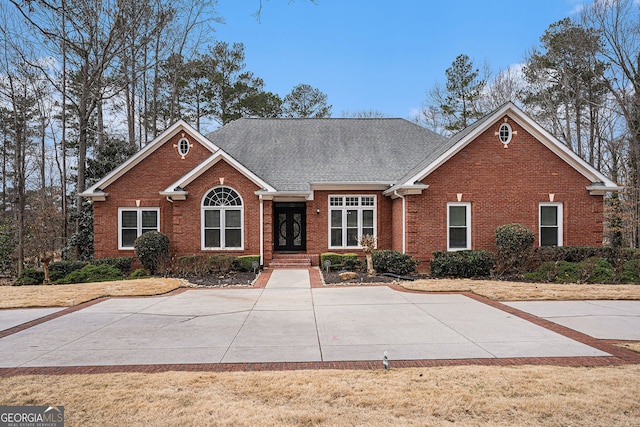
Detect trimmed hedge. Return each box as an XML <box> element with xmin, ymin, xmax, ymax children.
<box><xmin>320</xmin><ymin>253</ymin><xmax>344</xmax><ymax>270</ymax></box>
<box><xmin>134</xmin><ymin>231</ymin><xmax>169</xmax><ymax>274</ymax></box>
<box><xmin>342</xmin><ymin>253</ymin><xmax>362</xmax><ymax>271</ymax></box>
<box><xmin>430</xmin><ymin>250</ymin><xmax>495</xmax><ymax>278</ymax></box>
<box><xmin>495</xmin><ymin>223</ymin><xmax>535</xmax><ymax>274</ymax></box>
<box><xmin>372</xmin><ymin>250</ymin><xmax>418</xmax><ymax>275</ymax></box>
<box><xmin>234</xmin><ymin>255</ymin><xmax>261</xmax><ymax>272</ymax></box>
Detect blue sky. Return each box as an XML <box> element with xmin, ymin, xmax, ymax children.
<box><xmin>212</xmin><ymin>0</ymin><xmax>585</xmax><ymax>120</ymax></box>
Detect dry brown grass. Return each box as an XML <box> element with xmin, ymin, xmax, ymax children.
<box><xmin>1</xmin><ymin>365</ymin><xmax>639</xmax><ymax>426</ymax></box>
<box><xmin>0</xmin><ymin>278</ymin><xmax>183</xmax><ymax>309</ymax></box>
<box><xmin>617</xmin><ymin>342</ymin><xmax>640</xmax><ymax>353</ymax></box>
<box><xmin>402</xmin><ymin>278</ymin><xmax>640</xmax><ymax>301</ymax></box>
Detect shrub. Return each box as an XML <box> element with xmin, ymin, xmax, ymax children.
<box><xmin>621</xmin><ymin>259</ymin><xmax>640</xmax><ymax>283</ymax></box>
<box><xmin>523</xmin><ymin>259</ymin><xmax>614</xmax><ymax>284</ymax></box>
<box><xmin>321</xmin><ymin>253</ymin><xmax>344</xmax><ymax>270</ymax></box>
<box><xmin>211</xmin><ymin>254</ymin><xmax>236</xmax><ymax>273</ymax></box>
<box><xmin>55</xmin><ymin>264</ymin><xmax>123</xmax><ymax>284</ymax></box>
<box><xmin>495</xmin><ymin>224</ymin><xmax>535</xmax><ymax>275</ymax></box>
<box><xmin>48</xmin><ymin>261</ymin><xmax>89</xmax><ymax>282</ymax></box>
<box><xmin>234</xmin><ymin>255</ymin><xmax>261</xmax><ymax>272</ymax></box>
<box><xmin>14</xmin><ymin>269</ymin><xmax>45</xmax><ymax>286</ymax></box>
<box><xmin>342</xmin><ymin>253</ymin><xmax>362</xmax><ymax>271</ymax></box>
<box><xmin>529</xmin><ymin>246</ymin><xmax>640</xmax><ymax>274</ymax></box>
<box><xmin>134</xmin><ymin>231</ymin><xmax>169</xmax><ymax>275</ymax></box>
<box><xmin>430</xmin><ymin>250</ymin><xmax>495</xmax><ymax>278</ymax></box>
<box><xmin>174</xmin><ymin>255</ymin><xmax>214</xmax><ymax>276</ymax></box>
<box><xmin>127</xmin><ymin>268</ymin><xmax>149</xmax><ymax>280</ymax></box>
<box><xmin>93</xmin><ymin>257</ymin><xmax>136</xmax><ymax>275</ymax></box>
<box><xmin>372</xmin><ymin>250</ymin><xmax>418</xmax><ymax>275</ymax></box>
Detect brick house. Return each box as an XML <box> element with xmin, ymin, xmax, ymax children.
<box><xmin>81</xmin><ymin>102</ymin><xmax>622</xmax><ymax>270</ymax></box>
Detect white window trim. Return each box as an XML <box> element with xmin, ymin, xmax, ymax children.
<box><xmin>498</xmin><ymin>122</ymin><xmax>512</xmax><ymax>146</ymax></box>
<box><xmin>201</xmin><ymin>186</ymin><xmax>245</xmax><ymax>250</ymax></box>
<box><xmin>328</xmin><ymin>195</ymin><xmax>377</xmax><ymax>249</ymax></box>
<box><xmin>447</xmin><ymin>202</ymin><xmax>471</xmax><ymax>251</ymax></box>
<box><xmin>177</xmin><ymin>137</ymin><xmax>190</xmax><ymax>157</ymax></box>
<box><xmin>539</xmin><ymin>202</ymin><xmax>563</xmax><ymax>247</ymax></box>
<box><xmin>118</xmin><ymin>207</ymin><xmax>160</xmax><ymax>250</ymax></box>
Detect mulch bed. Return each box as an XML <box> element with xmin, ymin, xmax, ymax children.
<box><xmin>184</xmin><ymin>271</ymin><xmax>258</xmax><ymax>287</ymax></box>
<box><xmin>322</xmin><ymin>270</ymin><xmax>402</xmax><ymax>285</ymax></box>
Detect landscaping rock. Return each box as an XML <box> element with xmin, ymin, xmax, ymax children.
<box><xmin>339</xmin><ymin>271</ymin><xmax>357</xmax><ymax>281</ymax></box>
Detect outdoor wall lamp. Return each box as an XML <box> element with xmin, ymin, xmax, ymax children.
<box><xmin>316</xmin><ymin>208</ymin><xmax>321</xmax><ymax>214</ymax></box>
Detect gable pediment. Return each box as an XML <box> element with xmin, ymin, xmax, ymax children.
<box><xmin>384</xmin><ymin>102</ymin><xmax>622</xmax><ymax>197</ymax></box>
<box><xmin>80</xmin><ymin>120</ymin><xmax>220</xmax><ymax>201</ymax></box>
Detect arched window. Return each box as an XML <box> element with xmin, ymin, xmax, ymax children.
<box><xmin>201</xmin><ymin>187</ymin><xmax>243</xmax><ymax>249</ymax></box>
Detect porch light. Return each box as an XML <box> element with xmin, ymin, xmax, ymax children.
<box><xmin>316</xmin><ymin>208</ymin><xmax>320</xmax><ymax>214</ymax></box>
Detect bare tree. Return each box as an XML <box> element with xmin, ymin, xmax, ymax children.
<box><xmin>583</xmin><ymin>0</ymin><xmax>640</xmax><ymax>247</ymax></box>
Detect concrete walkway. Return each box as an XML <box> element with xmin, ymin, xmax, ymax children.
<box><xmin>0</xmin><ymin>269</ymin><xmax>627</xmax><ymax>369</ymax></box>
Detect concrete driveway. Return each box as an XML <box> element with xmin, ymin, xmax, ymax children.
<box><xmin>0</xmin><ymin>269</ymin><xmax>622</xmax><ymax>368</ymax></box>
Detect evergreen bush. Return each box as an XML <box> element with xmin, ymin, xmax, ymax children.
<box><xmin>342</xmin><ymin>253</ymin><xmax>362</xmax><ymax>271</ymax></box>
<box><xmin>372</xmin><ymin>250</ymin><xmax>418</xmax><ymax>275</ymax></box>
<box><xmin>495</xmin><ymin>223</ymin><xmax>535</xmax><ymax>275</ymax></box>
<box><xmin>48</xmin><ymin>261</ymin><xmax>89</xmax><ymax>282</ymax></box>
<box><xmin>93</xmin><ymin>257</ymin><xmax>136</xmax><ymax>275</ymax></box>
<box><xmin>321</xmin><ymin>253</ymin><xmax>344</xmax><ymax>270</ymax></box>
<box><xmin>430</xmin><ymin>250</ymin><xmax>495</xmax><ymax>278</ymax></box>
<box><xmin>127</xmin><ymin>268</ymin><xmax>149</xmax><ymax>280</ymax></box>
<box><xmin>621</xmin><ymin>259</ymin><xmax>640</xmax><ymax>283</ymax></box>
<box><xmin>134</xmin><ymin>231</ymin><xmax>169</xmax><ymax>275</ymax></box>
<box><xmin>14</xmin><ymin>269</ymin><xmax>45</xmax><ymax>286</ymax></box>
<box><xmin>234</xmin><ymin>255</ymin><xmax>261</xmax><ymax>272</ymax></box>
<box><xmin>55</xmin><ymin>264</ymin><xmax>123</xmax><ymax>284</ymax></box>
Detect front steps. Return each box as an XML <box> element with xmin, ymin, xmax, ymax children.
<box><xmin>268</xmin><ymin>253</ymin><xmax>312</xmax><ymax>269</ymax></box>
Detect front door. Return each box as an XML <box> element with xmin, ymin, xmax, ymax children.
<box><xmin>274</xmin><ymin>203</ymin><xmax>306</xmax><ymax>251</ymax></box>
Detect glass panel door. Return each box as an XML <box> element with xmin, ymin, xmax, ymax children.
<box><xmin>274</xmin><ymin>204</ymin><xmax>306</xmax><ymax>251</ymax></box>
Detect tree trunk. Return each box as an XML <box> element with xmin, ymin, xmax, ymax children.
<box><xmin>365</xmin><ymin>252</ymin><xmax>375</xmax><ymax>276</ymax></box>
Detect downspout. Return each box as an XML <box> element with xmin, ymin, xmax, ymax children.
<box><xmin>394</xmin><ymin>190</ymin><xmax>406</xmax><ymax>254</ymax></box>
<box><xmin>259</xmin><ymin>195</ymin><xmax>264</xmax><ymax>267</ymax></box>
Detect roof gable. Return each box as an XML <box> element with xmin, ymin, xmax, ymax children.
<box><xmin>386</xmin><ymin>102</ymin><xmax>621</xmax><ymax>196</ymax></box>
<box><xmin>160</xmin><ymin>150</ymin><xmax>276</xmax><ymax>200</ymax></box>
<box><xmin>80</xmin><ymin>120</ymin><xmax>219</xmax><ymax>199</ymax></box>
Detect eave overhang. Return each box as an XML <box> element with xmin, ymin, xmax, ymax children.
<box><xmin>587</xmin><ymin>182</ymin><xmax>624</xmax><ymax>196</ymax></box>
<box><xmin>79</xmin><ymin>190</ymin><xmax>108</xmax><ymax>202</ymax></box>
<box><xmin>309</xmin><ymin>181</ymin><xmax>395</xmax><ymax>191</ymax></box>
<box><xmin>255</xmin><ymin>190</ymin><xmax>314</xmax><ymax>201</ymax></box>
<box><xmin>383</xmin><ymin>183</ymin><xmax>430</xmax><ymax>198</ymax></box>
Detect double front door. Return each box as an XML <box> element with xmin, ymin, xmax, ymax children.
<box><xmin>274</xmin><ymin>203</ymin><xmax>306</xmax><ymax>251</ymax></box>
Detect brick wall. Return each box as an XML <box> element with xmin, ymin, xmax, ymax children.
<box><xmin>93</xmin><ymin>131</ymin><xmax>213</xmax><ymax>259</ymax></box>
<box><xmin>302</xmin><ymin>190</ymin><xmax>393</xmax><ymax>258</ymax></box>
<box><xmin>94</xmin><ymin>117</ymin><xmax>606</xmax><ymax>270</ymax></box>
<box><xmin>405</xmin><ymin>116</ymin><xmax>604</xmax><ymax>268</ymax></box>
<box><xmin>170</xmin><ymin>159</ymin><xmax>262</xmax><ymax>256</ymax></box>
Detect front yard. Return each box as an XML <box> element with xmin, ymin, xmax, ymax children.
<box><xmin>1</xmin><ymin>275</ymin><xmax>639</xmax><ymax>426</ymax></box>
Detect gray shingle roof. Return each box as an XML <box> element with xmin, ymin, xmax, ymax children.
<box><xmin>205</xmin><ymin>118</ymin><xmax>447</xmax><ymax>191</ymax></box>
<box><xmin>392</xmin><ymin>111</ymin><xmax>494</xmax><ymax>187</ymax></box>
